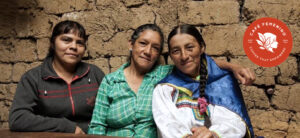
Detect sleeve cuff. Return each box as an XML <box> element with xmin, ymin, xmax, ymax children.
<box><xmin>182</xmin><ymin>133</ymin><xmax>192</xmax><ymax>138</ymax></box>
<box><xmin>59</xmin><ymin>118</ymin><xmax>77</xmax><ymax>133</ymax></box>
<box><xmin>211</xmin><ymin>130</ymin><xmax>221</xmax><ymax>138</ymax></box>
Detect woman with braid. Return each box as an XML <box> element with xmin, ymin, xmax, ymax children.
<box><xmin>89</xmin><ymin>24</ymin><xmax>254</xmax><ymax>138</ymax></box>
<box><xmin>152</xmin><ymin>24</ymin><xmax>254</xmax><ymax>138</ymax></box>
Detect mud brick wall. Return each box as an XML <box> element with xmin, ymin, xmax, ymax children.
<box><xmin>0</xmin><ymin>0</ymin><xmax>299</xmax><ymax>137</ymax></box>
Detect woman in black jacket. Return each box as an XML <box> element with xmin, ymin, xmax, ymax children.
<box><xmin>9</xmin><ymin>20</ymin><xmax>105</xmax><ymax>134</ymax></box>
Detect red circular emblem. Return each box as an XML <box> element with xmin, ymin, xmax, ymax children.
<box><xmin>243</xmin><ymin>17</ymin><xmax>293</xmax><ymax>67</ymax></box>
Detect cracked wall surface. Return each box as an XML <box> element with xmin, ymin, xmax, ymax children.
<box><xmin>0</xmin><ymin>0</ymin><xmax>299</xmax><ymax>137</ymax></box>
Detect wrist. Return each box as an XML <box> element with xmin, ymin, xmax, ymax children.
<box><xmin>226</xmin><ymin>62</ymin><xmax>237</xmax><ymax>72</ymax></box>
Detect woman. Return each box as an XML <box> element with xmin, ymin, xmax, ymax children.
<box><xmin>88</xmin><ymin>24</ymin><xmax>254</xmax><ymax>138</ymax></box>
<box><xmin>152</xmin><ymin>24</ymin><xmax>254</xmax><ymax>138</ymax></box>
<box><xmin>9</xmin><ymin>20</ymin><xmax>105</xmax><ymax>134</ymax></box>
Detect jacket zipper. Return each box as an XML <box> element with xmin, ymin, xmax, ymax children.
<box><xmin>67</xmin><ymin>67</ymin><xmax>90</xmax><ymax>116</ymax></box>
<box><xmin>67</xmin><ymin>83</ymin><xmax>76</xmax><ymax>116</ymax></box>
<box><xmin>44</xmin><ymin>66</ymin><xmax>90</xmax><ymax>116</ymax></box>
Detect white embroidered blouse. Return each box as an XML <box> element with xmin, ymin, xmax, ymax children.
<box><xmin>152</xmin><ymin>84</ymin><xmax>246</xmax><ymax>138</ymax></box>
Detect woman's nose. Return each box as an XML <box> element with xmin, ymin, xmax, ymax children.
<box><xmin>144</xmin><ymin>45</ymin><xmax>152</xmax><ymax>56</ymax></box>
<box><xmin>69</xmin><ymin>41</ymin><xmax>78</xmax><ymax>50</ymax></box>
<box><xmin>181</xmin><ymin>51</ymin><xmax>188</xmax><ymax>61</ymax></box>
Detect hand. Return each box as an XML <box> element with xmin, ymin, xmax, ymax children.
<box><xmin>231</xmin><ymin>64</ymin><xmax>255</xmax><ymax>85</ymax></box>
<box><xmin>190</xmin><ymin>126</ymin><xmax>214</xmax><ymax>138</ymax></box>
<box><xmin>74</xmin><ymin>126</ymin><xmax>85</xmax><ymax>134</ymax></box>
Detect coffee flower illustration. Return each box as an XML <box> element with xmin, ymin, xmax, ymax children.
<box><xmin>256</xmin><ymin>32</ymin><xmax>278</xmax><ymax>53</ymax></box>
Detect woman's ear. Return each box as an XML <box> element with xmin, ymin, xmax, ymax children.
<box><xmin>200</xmin><ymin>46</ymin><xmax>205</xmax><ymax>55</ymax></box>
<box><xmin>128</xmin><ymin>40</ymin><xmax>133</xmax><ymax>51</ymax></box>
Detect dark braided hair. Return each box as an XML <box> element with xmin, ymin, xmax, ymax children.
<box><xmin>199</xmin><ymin>53</ymin><xmax>211</xmax><ymax>127</ymax></box>
<box><xmin>168</xmin><ymin>24</ymin><xmax>211</xmax><ymax>128</ymax></box>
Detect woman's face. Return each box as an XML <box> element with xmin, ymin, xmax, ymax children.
<box><xmin>53</xmin><ymin>33</ymin><xmax>86</xmax><ymax>66</ymax></box>
<box><xmin>169</xmin><ymin>33</ymin><xmax>204</xmax><ymax>78</ymax></box>
<box><xmin>130</xmin><ymin>30</ymin><xmax>162</xmax><ymax>72</ymax></box>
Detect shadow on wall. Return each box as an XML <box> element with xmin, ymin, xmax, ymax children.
<box><xmin>0</xmin><ymin>0</ymin><xmax>18</xmax><ymax>38</ymax></box>
<box><xmin>0</xmin><ymin>0</ymin><xmax>47</xmax><ymax>38</ymax></box>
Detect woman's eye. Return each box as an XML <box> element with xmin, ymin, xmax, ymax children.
<box><xmin>139</xmin><ymin>41</ymin><xmax>147</xmax><ymax>46</ymax></box>
<box><xmin>153</xmin><ymin>46</ymin><xmax>160</xmax><ymax>52</ymax></box>
<box><xmin>187</xmin><ymin>45</ymin><xmax>194</xmax><ymax>51</ymax></box>
<box><xmin>62</xmin><ymin>38</ymin><xmax>72</xmax><ymax>42</ymax></box>
<box><xmin>187</xmin><ymin>45</ymin><xmax>194</xmax><ymax>49</ymax></box>
<box><xmin>77</xmin><ymin>41</ymin><xmax>85</xmax><ymax>46</ymax></box>
<box><xmin>171</xmin><ymin>49</ymin><xmax>179</xmax><ymax>54</ymax></box>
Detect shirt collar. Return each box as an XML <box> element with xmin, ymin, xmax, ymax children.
<box><xmin>114</xmin><ymin>62</ymin><xmax>161</xmax><ymax>82</ymax></box>
<box><xmin>41</xmin><ymin>56</ymin><xmax>90</xmax><ymax>80</ymax></box>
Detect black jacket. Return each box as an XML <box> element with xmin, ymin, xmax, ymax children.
<box><xmin>9</xmin><ymin>57</ymin><xmax>105</xmax><ymax>133</ymax></box>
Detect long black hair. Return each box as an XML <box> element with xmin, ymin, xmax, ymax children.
<box><xmin>47</xmin><ymin>20</ymin><xmax>87</xmax><ymax>57</ymax></box>
<box><xmin>167</xmin><ymin>24</ymin><xmax>211</xmax><ymax>128</ymax></box>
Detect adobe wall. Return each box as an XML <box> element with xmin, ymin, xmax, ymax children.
<box><xmin>0</xmin><ymin>0</ymin><xmax>299</xmax><ymax>137</ymax></box>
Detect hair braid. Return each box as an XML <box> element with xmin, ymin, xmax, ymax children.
<box><xmin>167</xmin><ymin>24</ymin><xmax>211</xmax><ymax>128</ymax></box>
<box><xmin>199</xmin><ymin>53</ymin><xmax>211</xmax><ymax>128</ymax></box>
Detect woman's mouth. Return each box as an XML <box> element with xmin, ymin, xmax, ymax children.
<box><xmin>140</xmin><ymin>56</ymin><xmax>151</xmax><ymax>62</ymax></box>
<box><xmin>65</xmin><ymin>53</ymin><xmax>78</xmax><ymax>57</ymax></box>
<box><xmin>181</xmin><ymin>61</ymin><xmax>192</xmax><ymax>66</ymax></box>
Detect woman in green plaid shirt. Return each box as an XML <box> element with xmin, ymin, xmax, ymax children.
<box><xmin>88</xmin><ymin>24</ymin><xmax>255</xmax><ymax>138</ymax></box>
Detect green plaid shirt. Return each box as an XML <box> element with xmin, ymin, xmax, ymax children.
<box><xmin>88</xmin><ymin>63</ymin><xmax>173</xmax><ymax>138</ymax></box>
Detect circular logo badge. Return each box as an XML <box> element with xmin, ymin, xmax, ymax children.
<box><xmin>243</xmin><ymin>17</ymin><xmax>293</xmax><ymax>67</ymax></box>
